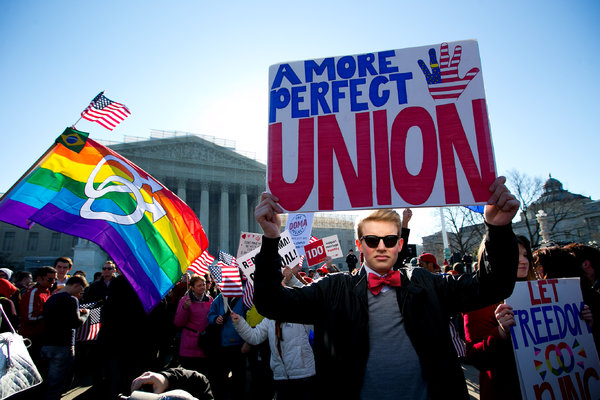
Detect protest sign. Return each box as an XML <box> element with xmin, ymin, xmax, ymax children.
<box><xmin>303</xmin><ymin>234</ymin><xmax>343</xmax><ymax>266</ymax></box>
<box><xmin>285</xmin><ymin>213</ymin><xmax>314</xmax><ymax>256</ymax></box>
<box><xmin>237</xmin><ymin>232</ymin><xmax>263</xmax><ymax>258</ymax></box>
<box><xmin>237</xmin><ymin>230</ymin><xmax>300</xmax><ymax>285</ymax></box>
<box><xmin>323</xmin><ymin>235</ymin><xmax>343</xmax><ymax>259</ymax></box>
<box><xmin>304</xmin><ymin>239</ymin><xmax>326</xmax><ymax>266</ymax></box>
<box><xmin>507</xmin><ymin>279</ymin><xmax>600</xmax><ymax>399</ymax></box>
<box><xmin>267</xmin><ymin>40</ymin><xmax>495</xmax><ymax>212</ymax></box>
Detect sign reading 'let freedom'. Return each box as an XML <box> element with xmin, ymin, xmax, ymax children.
<box><xmin>267</xmin><ymin>40</ymin><xmax>496</xmax><ymax>212</ymax></box>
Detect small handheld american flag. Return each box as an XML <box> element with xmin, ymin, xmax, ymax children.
<box><xmin>215</xmin><ymin>251</ymin><xmax>243</xmax><ymax>297</ymax></box>
<box><xmin>189</xmin><ymin>251</ymin><xmax>215</xmax><ymax>277</ymax></box>
<box><xmin>75</xmin><ymin>301</ymin><xmax>102</xmax><ymax>342</ymax></box>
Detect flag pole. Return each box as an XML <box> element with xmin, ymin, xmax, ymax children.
<box><xmin>71</xmin><ymin>116</ymin><xmax>82</xmax><ymax>129</ymax></box>
<box><xmin>73</xmin><ymin>90</ymin><xmax>104</xmax><ymax>129</ymax></box>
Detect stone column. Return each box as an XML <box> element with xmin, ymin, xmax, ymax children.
<box><xmin>176</xmin><ymin>178</ymin><xmax>187</xmax><ymax>202</ymax></box>
<box><xmin>239</xmin><ymin>184</ymin><xmax>248</xmax><ymax>233</ymax></box>
<box><xmin>220</xmin><ymin>184</ymin><xmax>229</xmax><ymax>250</ymax></box>
<box><xmin>200</xmin><ymin>185</ymin><xmax>210</xmax><ymax>232</ymax></box>
<box><xmin>248</xmin><ymin>188</ymin><xmax>257</xmax><ymax>232</ymax></box>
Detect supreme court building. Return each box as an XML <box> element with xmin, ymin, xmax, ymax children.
<box><xmin>110</xmin><ymin>131</ymin><xmax>266</xmax><ymax>256</ymax></box>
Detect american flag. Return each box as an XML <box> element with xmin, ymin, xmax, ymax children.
<box><xmin>418</xmin><ymin>43</ymin><xmax>479</xmax><ymax>101</ymax></box>
<box><xmin>215</xmin><ymin>251</ymin><xmax>243</xmax><ymax>297</ymax></box>
<box><xmin>242</xmin><ymin>279</ymin><xmax>254</xmax><ymax>309</ymax></box>
<box><xmin>189</xmin><ymin>251</ymin><xmax>215</xmax><ymax>276</ymax></box>
<box><xmin>81</xmin><ymin>91</ymin><xmax>131</xmax><ymax>130</ymax></box>
<box><xmin>75</xmin><ymin>301</ymin><xmax>102</xmax><ymax>342</ymax></box>
<box><xmin>209</xmin><ymin>264</ymin><xmax>222</xmax><ymax>284</ymax></box>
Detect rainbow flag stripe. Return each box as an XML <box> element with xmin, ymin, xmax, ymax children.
<box><xmin>0</xmin><ymin>128</ymin><xmax>208</xmax><ymax>312</ymax></box>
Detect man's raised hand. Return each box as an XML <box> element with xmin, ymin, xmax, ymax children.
<box><xmin>484</xmin><ymin>176</ymin><xmax>520</xmax><ymax>226</ymax></box>
<box><xmin>255</xmin><ymin>192</ymin><xmax>283</xmax><ymax>238</ymax></box>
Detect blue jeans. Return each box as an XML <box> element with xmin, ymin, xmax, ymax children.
<box><xmin>40</xmin><ymin>345</ymin><xmax>75</xmax><ymax>400</ymax></box>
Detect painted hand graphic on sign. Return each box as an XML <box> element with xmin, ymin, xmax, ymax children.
<box><xmin>418</xmin><ymin>42</ymin><xmax>480</xmax><ymax>102</ymax></box>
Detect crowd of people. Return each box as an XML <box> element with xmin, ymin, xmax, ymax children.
<box><xmin>1</xmin><ymin>176</ymin><xmax>599</xmax><ymax>399</ymax></box>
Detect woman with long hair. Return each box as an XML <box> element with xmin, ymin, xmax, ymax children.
<box><xmin>463</xmin><ymin>235</ymin><xmax>536</xmax><ymax>400</ymax></box>
<box><xmin>174</xmin><ymin>274</ymin><xmax>213</xmax><ymax>375</ymax></box>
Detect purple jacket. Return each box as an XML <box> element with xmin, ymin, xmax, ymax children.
<box><xmin>174</xmin><ymin>293</ymin><xmax>212</xmax><ymax>358</ymax></box>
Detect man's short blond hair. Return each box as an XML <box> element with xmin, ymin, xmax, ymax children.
<box><xmin>357</xmin><ymin>209</ymin><xmax>402</xmax><ymax>239</ymax></box>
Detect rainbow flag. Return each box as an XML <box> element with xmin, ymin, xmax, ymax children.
<box><xmin>0</xmin><ymin>128</ymin><xmax>209</xmax><ymax>312</ymax></box>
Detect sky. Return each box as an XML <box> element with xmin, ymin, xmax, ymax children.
<box><xmin>1</xmin><ymin>0</ymin><xmax>598</xmax><ymax>245</ymax></box>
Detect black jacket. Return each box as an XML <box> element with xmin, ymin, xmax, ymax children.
<box><xmin>254</xmin><ymin>223</ymin><xmax>518</xmax><ymax>400</ymax></box>
<box><xmin>160</xmin><ymin>367</ymin><xmax>214</xmax><ymax>400</ymax></box>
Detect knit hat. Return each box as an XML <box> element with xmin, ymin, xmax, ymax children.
<box><xmin>0</xmin><ymin>268</ymin><xmax>12</xmax><ymax>280</ymax></box>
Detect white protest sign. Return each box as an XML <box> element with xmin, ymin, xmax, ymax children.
<box><xmin>322</xmin><ymin>235</ymin><xmax>343</xmax><ymax>259</ymax></box>
<box><xmin>237</xmin><ymin>230</ymin><xmax>300</xmax><ymax>285</ymax></box>
<box><xmin>237</xmin><ymin>247</ymin><xmax>259</xmax><ymax>285</ymax></box>
<box><xmin>267</xmin><ymin>40</ymin><xmax>495</xmax><ymax>212</ymax></box>
<box><xmin>237</xmin><ymin>232</ymin><xmax>263</xmax><ymax>258</ymax></box>
<box><xmin>507</xmin><ymin>279</ymin><xmax>600</xmax><ymax>399</ymax></box>
<box><xmin>303</xmin><ymin>234</ymin><xmax>343</xmax><ymax>266</ymax></box>
<box><xmin>285</xmin><ymin>213</ymin><xmax>314</xmax><ymax>256</ymax></box>
<box><xmin>276</xmin><ymin>230</ymin><xmax>300</xmax><ymax>267</ymax></box>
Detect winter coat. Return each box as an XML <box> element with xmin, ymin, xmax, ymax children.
<box><xmin>174</xmin><ymin>293</ymin><xmax>212</xmax><ymax>358</ymax></box>
<box><xmin>207</xmin><ymin>294</ymin><xmax>246</xmax><ymax>347</ymax></box>
<box><xmin>254</xmin><ymin>223</ymin><xmax>518</xmax><ymax>400</ymax></box>
<box><xmin>233</xmin><ymin>316</ymin><xmax>315</xmax><ymax>380</ymax></box>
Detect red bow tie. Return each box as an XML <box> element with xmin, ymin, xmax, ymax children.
<box><xmin>368</xmin><ymin>270</ymin><xmax>401</xmax><ymax>296</ymax></box>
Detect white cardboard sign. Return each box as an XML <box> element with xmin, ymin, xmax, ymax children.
<box><xmin>506</xmin><ymin>279</ymin><xmax>600</xmax><ymax>399</ymax></box>
<box><xmin>237</xmin><ymin>232</ymin><xmax>263</xmax><ymax>259</ymax></box>
<box><xmin>237</xmin><ymin>230</ymin><xmax>300</xmax><ymax>285</ymax></box>
<box><xmin>267</xmin><ymin>40</ymin><xmax>495</xmax><ymax>212</ymax></box>
<box><xmin>303</xmin><ymin>234</ymin><xmax>343</xmax><ymax>266</ymax></box>
<box><xmin>285</xmin><ymin>213</ymin><xmax>314</xmax><ymax>256</ymax></box>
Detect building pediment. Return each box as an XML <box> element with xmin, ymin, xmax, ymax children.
<box><xmin>108</xmin><ymin>136</ymin><xmax>265</xmax><ymax>171</ymax></box>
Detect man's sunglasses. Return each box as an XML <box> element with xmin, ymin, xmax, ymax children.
<box><xmin>360</xmin><ymin>235</ymin><xmax>399</xmax><ymax>248</ymax></box>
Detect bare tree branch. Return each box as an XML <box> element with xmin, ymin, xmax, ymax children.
<box><xmin>506</xmin><ymin>169</ymin><xmax>543</xmax><ymax>246</ymax></box>
<box><xmin>444</xmin><ymin>207</ymin><xmax>485</xmax><ymax>256</ymax></box>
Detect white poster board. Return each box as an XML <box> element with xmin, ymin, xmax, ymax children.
<box><xmin>285</xmin><ymin>213</ymin><xmax>314</xmax><ymax>256</ymax></box>
<box><xmin>237</xmin><ymin>230</ymin><xmax>300</xmax><ymax>285</ymax></box>
<box><xmin>237</xmin><ymin>232</ymin><xmax>263</xmax><ymax>258</ymax></box>
<box><xmin>267</xmin><ymin>40</ymin><xmax>495</xmax><ymax>212</ymax></box>
<box><xmin>506</xmin><ymin>279</ymin><xmax>600</xmax><ymax>399</ymax></box>
<box><xmin>322</xmin><ymin>235</ymin><xmax>343</xmax><ymax>259</ymax></box>
<box><xmin>303</xmin><ymin>234</ymin><xmax>343</xmax><ymax>266</ymax></box>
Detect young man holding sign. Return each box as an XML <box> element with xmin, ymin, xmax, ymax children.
<box><xmin>253</xmin><ymin>176</ymin><xmax>520</xmax><ymax>400</ymax></box>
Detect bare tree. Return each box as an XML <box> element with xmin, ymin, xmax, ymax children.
<box><xmin>507</xmin><ymin>170</ymin><xmax>587</xmax><ymax>246</ymax></box>
<box><xmin>506</xmin><ymin>170</ymin><xmax>544</xmax><ymax>247</ymax></box>
<box><xmin>444</xmin><ymin>207</ymin><xmax>485</xmax><ymax>256</ymax></box>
